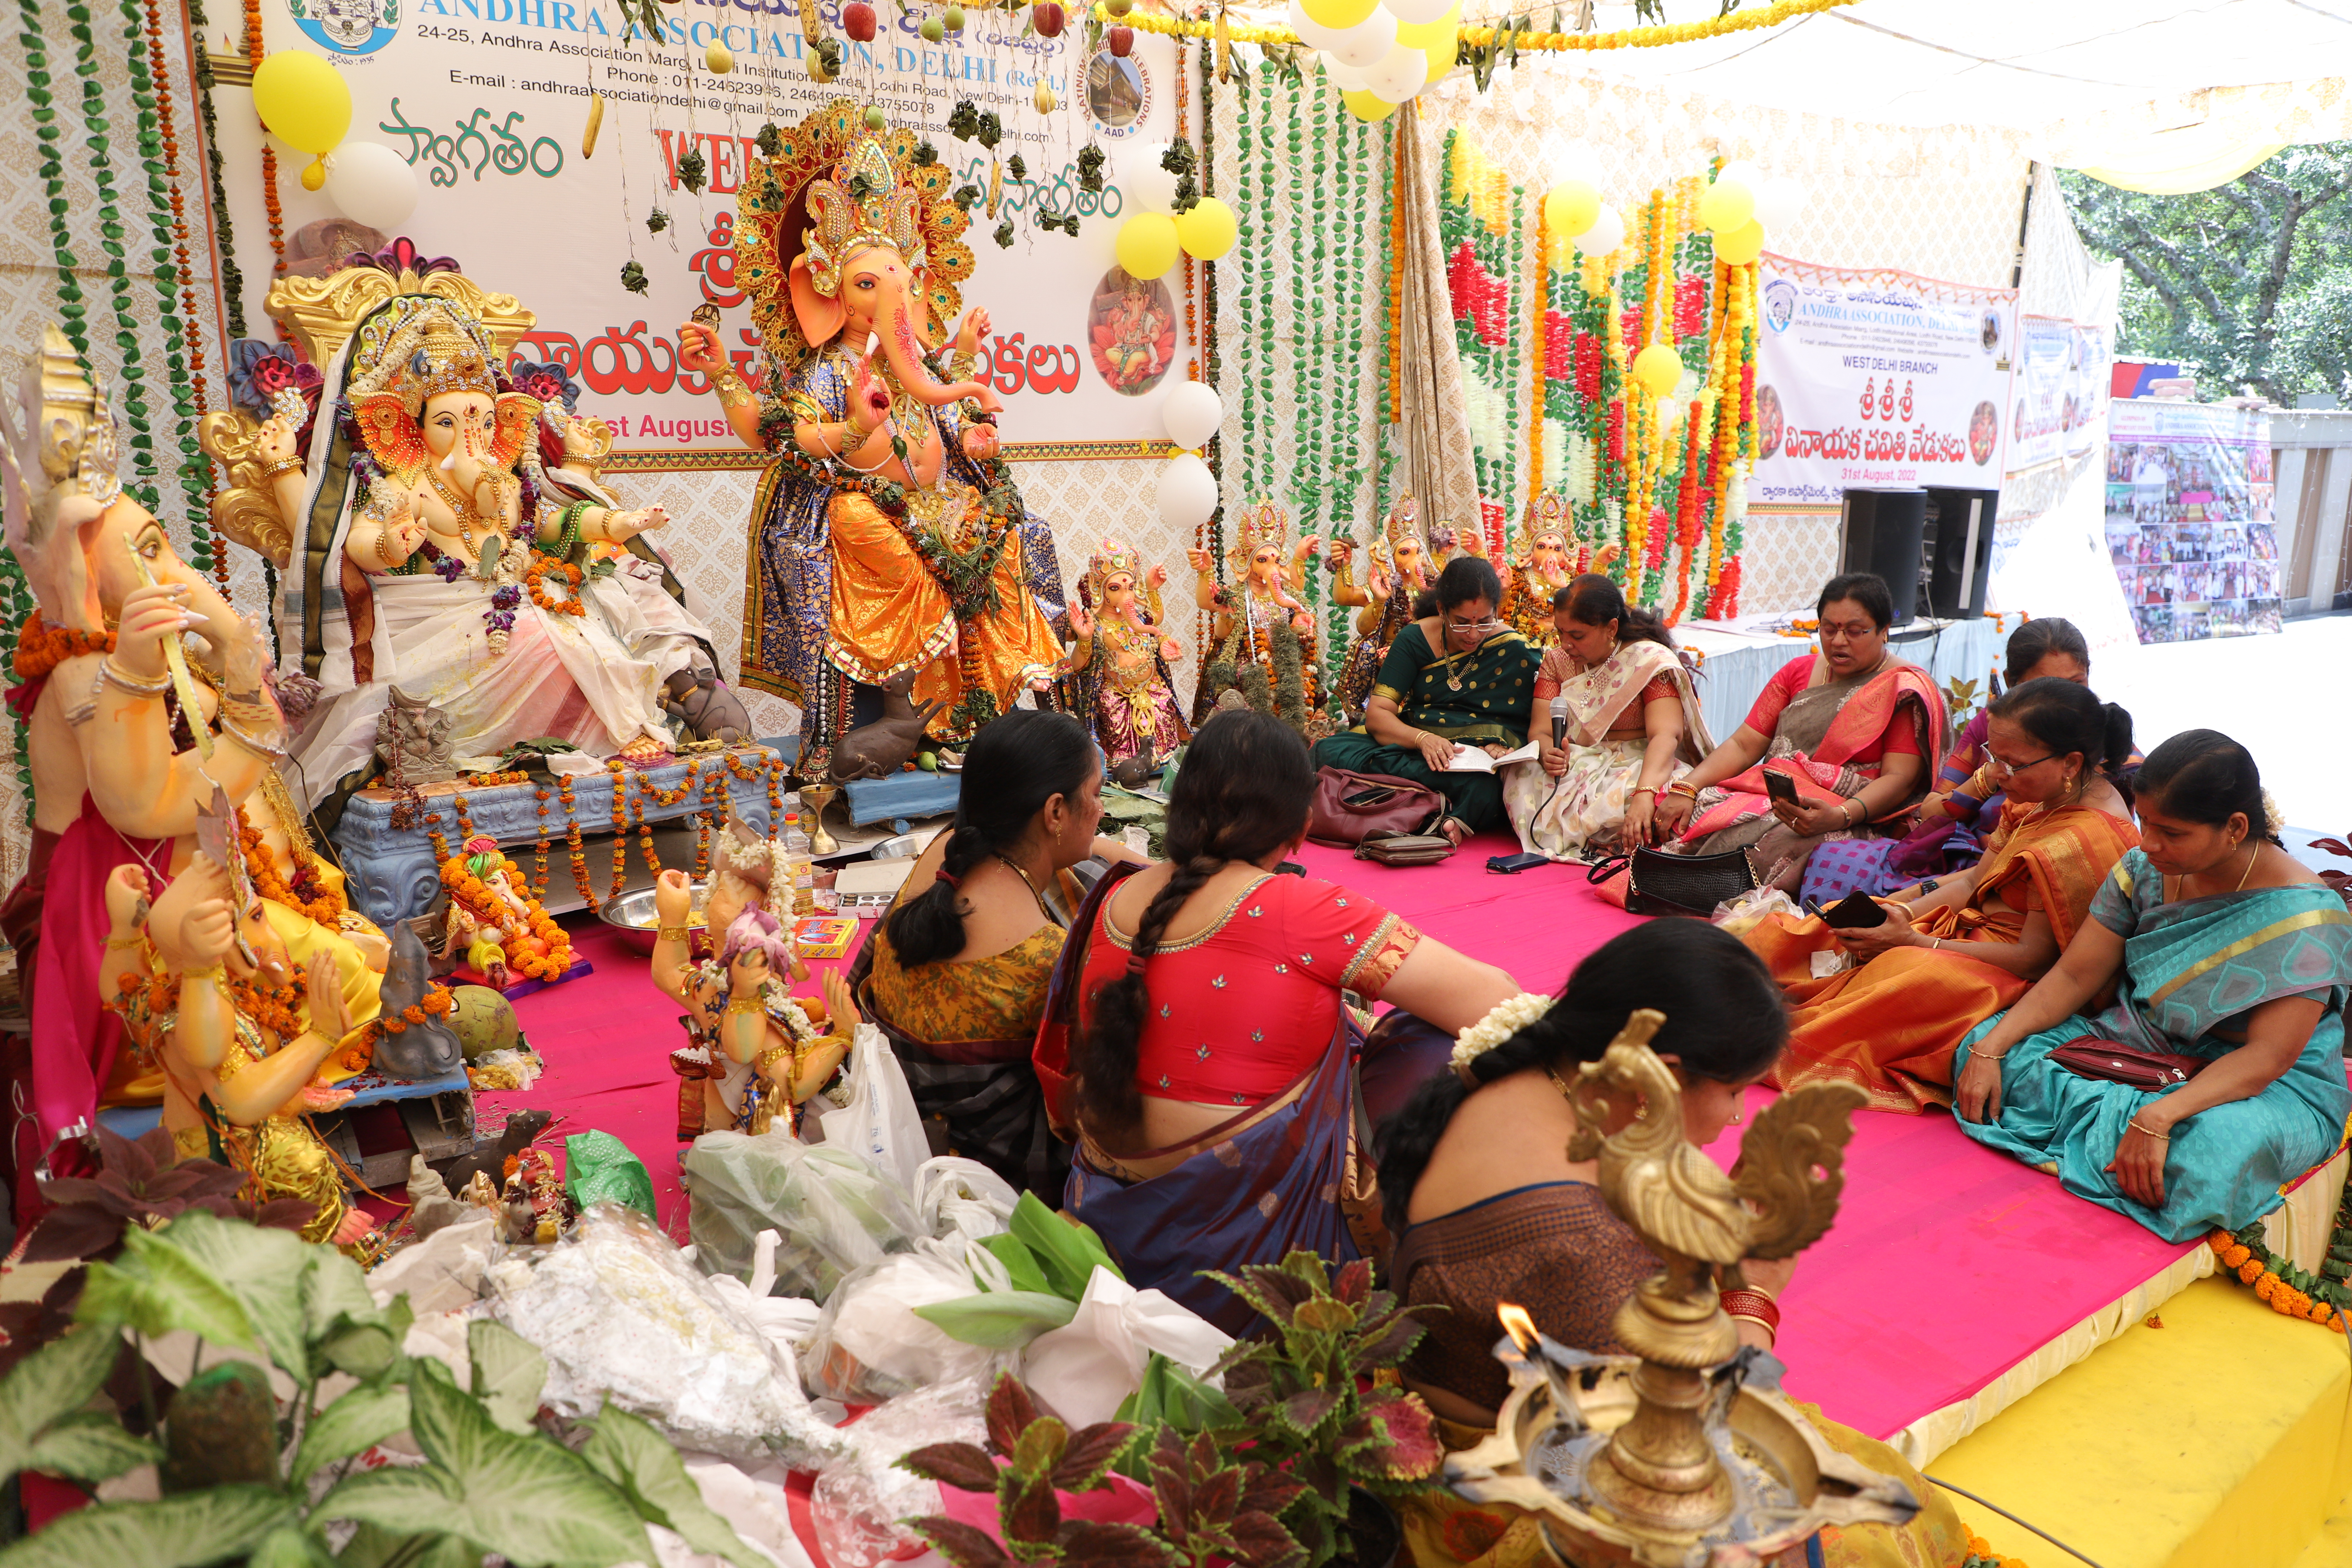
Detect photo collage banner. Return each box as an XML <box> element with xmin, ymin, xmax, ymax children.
<box><xmin>2104</xmin><ymin>400</ymin><xmax>2280</xmax><ymax>643</ymax></box>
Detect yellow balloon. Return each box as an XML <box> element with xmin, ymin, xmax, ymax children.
<box><xmin>1116</xmin><ymin>213</ymin><xmax>1182</xmax><ymax>281</ymax></box>
<box><xmin>1542</xmin><ymin>181</ymin><xmax>1599</xmax><ymax>239</ymax></box>
<box><xmin>1631</xmin><ymin>343</ymin><xmax>1683</xmax><ymax>398</ymax></box>
<box><xmin>251</xmin><ymin>51</ymin><xmax>352</xmax><ymax>156</ymax></box>
<box><xmin>1175</xmin><ymin>198</ymin><xmax>1238</xmax><ymax>261</ymax></box>
<box><xmin>1395</xmin><ymin>2</ymin><xmax>1461</xmax><ymax>83</ymax></box>
<box><xmin>300</xmin><ymin>156</ymin><xmax>327</xmax><ymax>192</ymax></box>
<box><xmin>1697</xmin><ymin>179</ymin><xmax>1754</xmax><ymax>235</ymax></box>
<box><xmin>1301</xmin><ymin>0</ymin><xmax>1377</xmax><ymax>29</ymax></box>
<box><xmin>1715</xmin><ymin>220</ymin><xmax>1765</xmax><ymax>266</ymax></box>
<box><xmin>1341</xmin><ymin>89</ymin><xmax>1397</xmax><ymax>122</ymax></box>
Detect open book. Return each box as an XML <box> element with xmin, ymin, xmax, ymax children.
<box><xmin>1441</xmin><ymin>740</ymin><xmax>1540</xmax><ymax>773</ymax></box>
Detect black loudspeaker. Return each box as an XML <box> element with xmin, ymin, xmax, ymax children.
<box><xmin>1924</xmin><ymin>487</ymin><xmax>2001</xmax><ymax>620</ymax></box>
<box><xmin>1838</xmin><ymin>488</ymin><xmax>1929</xmax><ymax>625</ymax></box>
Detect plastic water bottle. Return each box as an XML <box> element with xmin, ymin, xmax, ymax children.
<box><xmin>781</xmin><ymin>800</ymin><xmax>815</xmax><ymax>916</ymax></box>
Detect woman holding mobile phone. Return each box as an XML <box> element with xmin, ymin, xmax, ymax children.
<box><xmin>1728</xmin><ymin>678</ymin><xmax>2138</xmax><ymax>1113</ymax></box>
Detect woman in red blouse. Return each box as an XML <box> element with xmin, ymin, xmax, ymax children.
<box><xmin>1034</xmin><ymin>709</ymin><xmax>1519</xmax><ymax>1329</ymax></box>
<box><xmin>1651</xmin><ymin>572</ymin><xmax>1947</xmax><ymax>888</ymax></box>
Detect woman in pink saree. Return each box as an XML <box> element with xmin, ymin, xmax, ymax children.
<box><xmin>1652</xmin><ymin>573</ymin><xmax>1947</xmax><ymax>887</ymax></box>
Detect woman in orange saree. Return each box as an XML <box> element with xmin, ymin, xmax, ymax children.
<box><xmin>1734</xmin><ymin>679</ymin><xmax>2139</xmax><ymax>1112</ymax></box>
<box><xmin>1652</xmin><ymin>574</ymin><xmax>1946</xmax><ymax>889</ymax></box>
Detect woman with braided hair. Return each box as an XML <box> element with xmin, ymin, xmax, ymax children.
<box><xmin>848</xmin><ymin>709</ymin><xmax>1147</xmax><ymax>1199</ymax></box>
<box><xmin>1033</xmin><ymin>709</ymin><xmax>1519</xmax><ymax>1329</ymax></box>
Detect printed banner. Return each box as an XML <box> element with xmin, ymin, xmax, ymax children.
<box><xmin>1748</xmin><ymin>255</ymin><xmax>2017</xmax><ymax>505</ymax></box>
<box><xmin>2011</xmin><ymin>315</ymin><xmax>2111</xmax><ymax>471</ymax></box>
<box><xmin>2103</xmin><ymin>400</ymin><xmax>2280</xmax><ymax>643</ymax></box>
<box><xmin>242</xmin><ymin>1</ymin><xmax>1187</xmax><ymax>452</ymax></box>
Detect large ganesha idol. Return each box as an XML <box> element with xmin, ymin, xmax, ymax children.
<box><xmin>197</xmin><ymin>243</ymin><xmax>749</xmax><ymax>817</ymax></box>
<box><xmin>1328</xmin><ymin>494</ymin><xmax>1436</xmax><ymax>723</ymax></box>
<box><xmin>681</xmin><ymin>101</ymin><xmax>1068</xmax><ymax>769</ymax></box>
<box><xmin>1</xmin><ymin>326</ymin><xmax>387</xmax><ymax>1210</ymax></box>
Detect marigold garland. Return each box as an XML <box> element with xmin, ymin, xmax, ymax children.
<box><xmin>526</xmin><ymin>554</ymin><xmax>588</xmax><ymax>618</ymax></box>
<box><xmin>337</xmin><ymin>984</ymin><xmax>457</xmax><ymax>1074</ymax></box>
<box><xmin>1962</xmin><ymin>1536</ymin><xmax>2030</xmax><ymax>1568</ymax></box>
<box><xmin>12</xmin><ymin>613</ymin><xmax>117</xmax><ymax>682</ymax></box>
<box><xmin>1095</xmin><ymin>0</ymin><xmax>1859</xmax><ymax>50</ymax></box>
<box><xmin>2205</xmin><ymin>1164</ymin><xmax>2352</xmax><ymax>1331</ymax></box>
<box><xmin>238</xmin><ymin>807</ymin><xmax>346</xmax><ymax>928</ymax></box>
<box><xmin>115</xmin><ymin>959</ymin><xmax>308</xmax><ymax>1047</ymax></box>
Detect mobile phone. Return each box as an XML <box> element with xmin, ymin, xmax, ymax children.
<box><xmin>1343</xmin><ymin>785</ymin><xmax>1402</xmax><ymax>809</ymax></box>
<box><xmin>1487</xmin><ymin>851</ymin><xmax>1549</xmax><ymax>874</ymax></box>
<box><xmin>1819</xmin><ymin>891</ymin><xmax>1888</xmax><ymax>929</ymax></box>
<box><xmin>1763</xmin><ymin>770</ymin><xmax>1801</xmax><ymax>807</ymax></box>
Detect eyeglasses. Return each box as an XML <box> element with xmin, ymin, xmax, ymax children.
<box><xmin>1987</xmin><ymin>750</ymin><xmax>2056</xmax><ymax>775</ymax></box>
<box><xmin>1444</xmin><ymin>618</ymin><xmax>1505</xmax><ymax>634</ymax></box>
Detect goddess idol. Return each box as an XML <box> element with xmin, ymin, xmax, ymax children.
<box><xmin>680</xmin><ymin>102</ymin><xmax>1069</xmax><ymax>770</ymax></box>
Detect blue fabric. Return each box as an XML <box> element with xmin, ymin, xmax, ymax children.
<box><xmin>1956</xmin><ymin>850</ymin><xmax>2352</xmax><ymax>1241</ymax></box>
<box><xmin>1063</xmin><ymin>1008</ymin><xmax>1366</xmax><ymax>1336</ymax></box>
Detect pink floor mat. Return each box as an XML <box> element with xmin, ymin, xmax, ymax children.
<box><xmin>495</xmin><ymin>828</ymin><xmax>2196</xmax><ymax>1444</ymax></box>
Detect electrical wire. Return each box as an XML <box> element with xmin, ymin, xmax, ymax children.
<box><xmin>1922</xmin><ymin>1474</ymin><xmax>2110</xmax><ymax>1568</ymax></box>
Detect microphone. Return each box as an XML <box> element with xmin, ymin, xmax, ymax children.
<box><xmin>1550</xmin><ymin>692</ymin><xmax>1568</xmax><ymax>749</ymax></box>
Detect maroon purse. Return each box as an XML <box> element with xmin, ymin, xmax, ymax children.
<box><xmin>2047</xmin><ymin>1038</ymin><xmax>2208</xmax><ymax>1091</ymax></box>
<box><xmin>1306</xmin><ymin>767</ymin><xmax>1444</xmax><ymax>847</ymax></box>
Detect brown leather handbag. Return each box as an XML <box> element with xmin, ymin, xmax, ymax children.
<box><xmin>1307</xmin><ymin>767</ymin><xmax>1444</xmax><ymax>847</ymax></box>
<box><xmin>2047</xmin><ymin>1038</ymin><xmax>2208</xmax><ymax>1091</ymax></box>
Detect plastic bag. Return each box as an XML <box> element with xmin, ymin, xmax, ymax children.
<box><xmin>917</xmin><ymin>1156</ymin><xmax>1018</xmax><ymax>1243</ymax></box>
<box><xmin>801</xmin><ymin>1242</ymin><xmax>1003</xmax><ymax>1404</ymax></box>
<box><xmin>685</xmin><ymin>1130</ymin><xmax>922</xmax><ymax>1302</ymax></box>
<box><xmin>698</xmin><ymin>1229</ymin><xmax>827</xmax><ymax>1357</ymax></box>
<box><xmin>490</xmin><ymin>1203</ymin><xmax>847</xmax><ymax>1468</ymax></box>
<box><xmin>808</xmin><ymin>1378</ymin><xmax>988</xmax><ymax>1568</ymax></box>
<box><xmin>1021</xmin><ymin>1265</ymin><xmax>1234</xmax><ymax>1427</ymax></box>
<box><xmin>816</xmin><ymin>1021</ymin><xmax>930</xmax><ymax>1197</ymax></box>
<box><xmin>1712</xmin><ymin>884</ymin><xmax>1802</xmax><ymax>930</ymax></box>
<box><xmin>566</xmin><ymin>1129</ymin><xmax>657</xmax><ymax>1215</ymax></box>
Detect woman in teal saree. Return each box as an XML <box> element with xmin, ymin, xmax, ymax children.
<box><xmin>1955</xmin><ymin>731</ymin><xmax>2352</xmax><ymax>1242</ymax></box>
<box><xmin>1312</xmin><ymin>556</ymin><xmax>1539</xmax><ymax>842</ymax></box>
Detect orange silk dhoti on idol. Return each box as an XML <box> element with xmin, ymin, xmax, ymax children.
<box><xmin>823</xmin><ymin>487</ymin><xmax>1063</xmax><ymax>735</ymax></box>
<box><xmin>1740</xmin><ymin>800</ymin><xmax>2139</xmax><ymax>1113</ymax></box>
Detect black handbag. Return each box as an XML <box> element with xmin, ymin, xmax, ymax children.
<box><xmin>1586</xmin><ymin>846</ymin><xmax>1757</xmax><ymax>918</ymax></box>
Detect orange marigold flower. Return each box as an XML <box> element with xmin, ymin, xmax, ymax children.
<box><xmin>2308</xmin><ymin>1299</ymin><xmax>2334</xmax><ymax>1323</ymax></box>
<box><xmin>2240</xmin><ymin>1259</ymin><xmax>2268</xmax><ymax>1285</ymax></box>
<box><xmin>2208</xmin><ymin>1231</ymin><xmax>2232</xmax><ymax>1252</ymax></box>
<box><xmin>2255</xmin><ymin>1272</ymin><xmax>2279</xmax><ymax>1300</ymax></box>
<box><xmin>2220</xmin><ymin>1243</ymin><xmax>2252</xmax><ymax>1268</ymax></box>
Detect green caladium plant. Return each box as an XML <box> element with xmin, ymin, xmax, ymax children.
<box><xmin>0</xmin><ymin>1211</ymin><xmax>764</xmax><ymax>1568</ymax></box>
<box><xmin>900</xmin><ymin>1374</ymin><xmax>1305</xmax><ymax>1568</ymax></box>
<box><xmin>1206</xmin><ymin>1253</ymin><xmax>1443</xmax><ymax>1567</ymax></box>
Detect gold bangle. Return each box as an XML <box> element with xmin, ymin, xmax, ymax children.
<box><xmin>182</xmin><ymin>962</ymin><xmax>225</xmax><ymax>982</ymax></box>
<box><xmin>724</xmin><ymin>995</ymin><xmax>766</xmax><ymax>1015</ymax></box>
<box><xmin>754</xmin><ymin>1042</ymin><xmax>796</xmax><ymax>1077</ymax></box>
<box><xmin>260</xmin><ymin>458</ymin><xmax>305</xmax><ymax>481</ymax></box>
<box><xmin>656</xmin><ymin>925</ymin><xmax>693</xmax><ymax>943</ymax></box>
<box><xmin>104</xmin><ymin>932</ymin><xmax>147</xmax><ymax>951</ymax></box>
<box><xmin>1630</xmin><ymin>786</ymin><xmax>1657</xmax><ymax>798</ymax></box>
<box><xmin>1665</xmin><ymin>780</ymin><xmax>1699</xmax><ymax>799</ymax></box>
<box><xmin>2127</xmin><ymin>1118</ymin><xmax>2172</xmax><ymax>1142</ymax></box>
<box><xmin>376</xmin><ymin>528</ymin><xmax>401</xmax><ymax>567</ymax></box>
<box><xmin>100</xmin><ymin>657</ymin><xmax>173</xmax><ymax>698</ymax></box>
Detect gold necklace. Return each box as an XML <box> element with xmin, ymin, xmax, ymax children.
<box><xmin>2170</xmin><ymin>840</ymin><xmax>2260</xmax><ymax>904</ymax></box>
<box><xmin>426</xmin><ymin>470</ymin><xmax>490</xmax><ymax>557</ymax></box>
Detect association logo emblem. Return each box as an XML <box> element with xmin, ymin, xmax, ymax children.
<box><xmin>1761</xmin><ymin>277</ymin><xmax>1796</xmax><ymax>334</ymax></box>
<box><xmin>291</xmin><ymin>0</ymin><xmax>399</xmax><ymax>55</ymax></box>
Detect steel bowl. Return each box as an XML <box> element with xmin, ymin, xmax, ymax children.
<box><xmin>598</xmin><ymin>880</ymin><xmax>708</xmax><ymax>956</ymax></box>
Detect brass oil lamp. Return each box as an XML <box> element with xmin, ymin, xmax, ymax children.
<box><xmin>1444</xmin><ymin>1010</ymin><xmax>1919</xmax><ymax>1568</ymax></box>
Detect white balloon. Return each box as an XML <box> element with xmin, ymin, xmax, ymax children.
<box><xmin>1365</xmin><ymin>41</ymin><xmax>1427</xmax><ymax>103</ymax></box>
<box><xmin>1752</xmin><ymin>173</ymin><xmax>1807</xmax><ymax>232</ymax></box>
<box><xmin>1326</xmin><ymin>6</ymin><xmax>1398</xmax><ymax>67</ymax></box>
<box><xmin>1287</xmin><ymin>0</ymin><xmax>1347</xmax><ymax>51</ymax></box>
<box><xmin>1123</xmin><ymin>143</ymin><xmax>1181</xmax><ymax>216</ymax></box>
<box><xmin>1319</xmin><ymin>51</ymin><xmax>1371</xmax><ymax>91</ymax></box>
<box><xmin>1158</xmin><ymin>452</ymin><xmax>1220</xmax><ymax>532</ymax></box>
<box><xmin>1161</xmin><ymin>381</ymin><xmax>1224</xmax><ymax>450</ymax></box>
<box><xmin>323</xmin><ymin>141</ymin><xmax>419</xmax><ymax>231</ymax></box>
<box><xmin>1381</xmin><ymin>0</ymin><xmax>1453</xmax><ymax>21</ymax></box>
<box><xmin>1574</xmin><ymin>203</ymin><xmax>1624</xmax><ymax>256</ymax></box>
<box><xmin>1714</xmin><ymin>158</ymin><xmax>1762</xmax><ymax>193</ymax></box>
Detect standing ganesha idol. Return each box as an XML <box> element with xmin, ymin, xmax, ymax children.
<box><xmin>1190</xmin><ymin>501</ymin><xmax>1323</xmax><ymax>734</ymax></box>
<box><xmin>686</xmin><ymin>103</ymin><xmax>1069</xmax><ymax>768</ymax></box>
<box><xmin>1328</xmin><ymin>495</ymin><xmax>1435</xmax><ymax>722</ymax></box>
<box><xmin>1067</xmin><ymin>538</ymin><xmax>1187</xmax><ymax>768</ymax></box>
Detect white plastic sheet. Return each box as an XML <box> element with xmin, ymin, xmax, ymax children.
<box><xmin>1020</xmin><ymin>1265</ymin><xmax>1235</xmax><ymax>1427</ymax></box>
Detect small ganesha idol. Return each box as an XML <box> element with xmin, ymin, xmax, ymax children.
<box><xmin>1067</xmin><ymin>537</ymin><xmax>1187</xmax><ymax>770</ymax></box>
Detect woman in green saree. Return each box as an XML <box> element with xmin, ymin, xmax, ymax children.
<box><xmin>1312</xmin><ymin>556</ymin><xmax>1540</xmax><ymax>843</ymax></box>
<box><xmin>1956</xmin><ymin>730</ymin><xmax>2352</xmax><ymax>1242</ymax></box>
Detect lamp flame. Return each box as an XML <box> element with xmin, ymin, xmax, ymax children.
<box><xmin>1497</xmin><ymin>1302</ymin><xmax>1539</xmax><ymax>1353</ymax></box>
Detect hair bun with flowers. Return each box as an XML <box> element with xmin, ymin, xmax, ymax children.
<box><xmin>1450</xmin><ymin>992</ymin><xmax>1556</xmax><ymax>1084</ymax></box>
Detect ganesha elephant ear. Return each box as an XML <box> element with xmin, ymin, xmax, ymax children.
<box><xmin>490</xmin><ymin>392</ymin><xmax>543</xmax><ymax>470</ymax></box>
<box><xmin>787</xmin><ymin>254</ymin><xmax>845</xmax><ymax>351</ymax></box>
<box><xmin>352</xmin><ymin>392</ymin><xmax>427</xmax><ymax>479</ymax></box>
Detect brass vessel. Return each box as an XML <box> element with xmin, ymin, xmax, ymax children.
<box><xmin>1443</xmin><ymin>1010</ymin><xmax>1917</xmax><ymax>1568</ymax></box>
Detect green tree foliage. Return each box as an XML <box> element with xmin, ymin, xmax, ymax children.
<box><xmin>2060</xmin><ymin>146</ymin><xmax>2352</xmax><ymax>404</ymax></box>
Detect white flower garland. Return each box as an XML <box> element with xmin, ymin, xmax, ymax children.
<box><xmin>1450</xmin><ymin>991</ymin><xmax>1557</xmax><ymax>1082</ymax></box>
